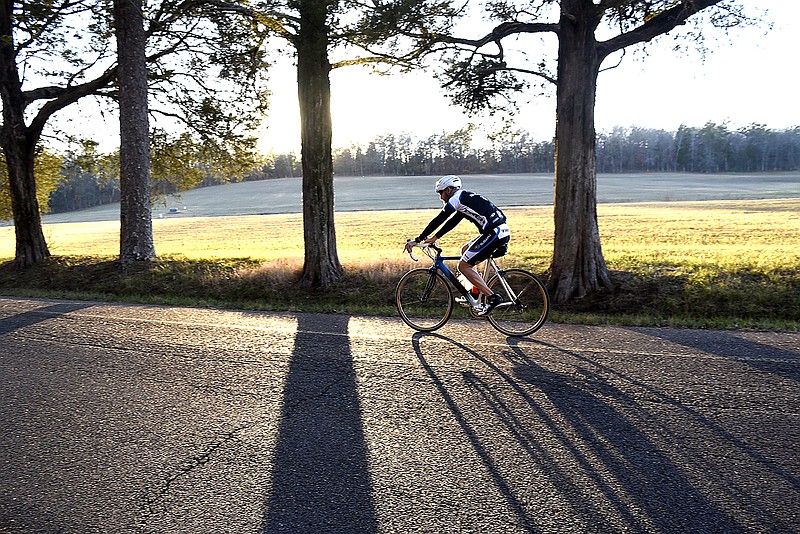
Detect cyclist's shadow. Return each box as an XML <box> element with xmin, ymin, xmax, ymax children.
<box><xmin>411</xmin><ymin>331</ymin><xmax>740</xmax><ymax>532</ymax></box>
<box><xmin>410</xmin><ymin>331</ymin><xmax>537</xmax><ymax>531</ymax></box>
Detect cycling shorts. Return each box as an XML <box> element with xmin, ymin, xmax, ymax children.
<box><xmin>461</xmin><ymin>223</ymin><xmax>510</xmax><ymax>266</ymax></box>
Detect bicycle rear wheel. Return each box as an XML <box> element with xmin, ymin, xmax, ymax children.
<box><xmin>395</xmin><ymin>269</ymin><xmax>453</xmax><ymax>332</ymax></box>
<box><xmin>487</xmin><ymin>269</ymin><xmax>549</xmax><ymax>336</ymax></box>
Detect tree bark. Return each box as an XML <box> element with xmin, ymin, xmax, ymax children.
<box><xmin>548</xmin><ymin>0</ymin><xmax>614</xmax><ymax>303</ymax></box>
<box><xmin>0</xmin><ymin>0</ymin><xmax>50</xmax><ymax>269</ymax></box>
<box><xmin>114</xmin><ymin>0</ymin><xmax>156</xmax><ymax>267</ymax></box>
<box><xmin>296</xmin><ymin>0</ymin><xmax>343</xmax><ymax>287</ymax></box>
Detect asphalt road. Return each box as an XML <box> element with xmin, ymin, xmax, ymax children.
<box><xmin>1</xmin><ymin>297</ymin><xmax>798</xmax><ymax>533</ymax></box>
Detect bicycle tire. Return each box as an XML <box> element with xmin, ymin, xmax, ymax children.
<box><xmin>486</xmin><ymin>269</ymin><xmax>549</xmax><ymax>336</ymax></box>
<box><xmin>395</xmin><ymin>269</ymin><xmax>454</xmax><ymax>332</ymax></box>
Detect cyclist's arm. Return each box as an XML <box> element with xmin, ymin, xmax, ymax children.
<box><xmin>415</xmin><ymin>205</ymin><xmax>454</xmax><ymax>242</ymax></box>
<box><xmin>434</xmin><ymin>212</ymin><xmax>465</xmax><ymax>239</ymax></box>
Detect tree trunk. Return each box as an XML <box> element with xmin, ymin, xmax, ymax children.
<box><xmin>548</xmin><ymin>0</ymin><xmax>614</xmax><ymax>304</ymax></box>
<box><xmin>296</xmin><ymin>0</ymin><xmax>343</xmax><ymax>287</ymax></box>
<box><xmin>0</xmin><ymin>0</ymin><xmax>50</xmax><ymax>269</ymax></box>
<box><xmin>114</xmin><ymin>0</ymin><xmax>156</xmax><ymax>267</ymax></box>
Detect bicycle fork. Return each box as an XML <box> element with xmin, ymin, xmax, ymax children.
<box><xmin>419</xmin><ymin>269</ymin><xmax>438</xmax><ymax>302</ymax></box>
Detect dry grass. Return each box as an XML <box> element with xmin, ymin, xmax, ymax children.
<box><xmin>1</xmin><ymin>198</ymin><xmax>799</xmax><ymax>328</ymax></box>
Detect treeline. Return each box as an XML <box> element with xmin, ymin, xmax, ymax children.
<box><xmin>47</xmin><ymin>122</ymin><xmax>800</xmax><ymax>214</ymax></box>
<box><xmin>597</xmin><ymin>123</ymin><xmax>800</xmax><ymax>173</ymax></box>
<box><xmin>50</xmin><ymin>157</ymin><xmax>121</xmax><ymax>213</ymax></box>
<box><xmin>250</xmin><ymin>126</ymin><xmax>554</xmax><ymax>179</ymax></box>
<box><xmin>251</xmin><ymin>122</ymin><xmax>800</xmax><ymax>179</ymax></box>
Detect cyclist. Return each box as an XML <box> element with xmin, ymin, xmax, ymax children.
<box><xmin>404</xmin><ymin>175</ymin><xmax>510</xmax><ymax>316</ymax></box>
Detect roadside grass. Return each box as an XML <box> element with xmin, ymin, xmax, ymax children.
<box><xmin>1</xmin><ymin>198</ymin><xmax>798</xmax><ymax>330</ymax></box>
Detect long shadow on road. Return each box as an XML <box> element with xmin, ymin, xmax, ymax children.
<box><xmin>505</xmin><ymin>337</ymin><xmax>744</xmax><ymax>531</ymax></box>
<box><xmin>412</xmin><ymin>332</ymin><xmax>539</xmax><ymax>532</ymax></box>
<box><xmin>0</xmin><ymin>301</ymin><xmax>93</xmax><ymax>336</ymax></box>
<box><xmin>262</xmin><ymin>314</ymin><xmax>376</xmax><ymax>533</ymax></box>
<box><xmin>635</xmin><ymin>327</ymin><xmax>800</xmax><ymax>383</ymax></box>
<box><xmin>412</xmin><ymin>332</ymin><xmax>743</xmax><ymax>532</ymax></box>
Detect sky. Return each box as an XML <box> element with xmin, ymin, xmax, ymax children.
<box><xmin>257</xmin><ymin>1</ymin><xmax>799</xmax><ymax>154</ymax></box>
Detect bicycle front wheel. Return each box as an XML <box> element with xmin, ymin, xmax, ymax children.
<box><xmin>487</xmin><ymin>269</ymin><xmax>549</xmax><ymax>337</ymax></box>
<box><xmin>395</xmin><ymin>269</ymin><xmax>453</xmax><ymax>332</ymax></box>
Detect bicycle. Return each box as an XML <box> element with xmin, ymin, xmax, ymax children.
<box><xmin>395</xmin><ymin>242</ymin><xmax>549</xmax><ymax>337</ymax></box>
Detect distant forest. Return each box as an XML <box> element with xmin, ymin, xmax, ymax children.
<box><xmin>48</xmin><ymin>123</ymin><xmax>800</xmax><ymax>214</ymax></box>
<box><xmin>257</xmin><ymin>122</ymin><xmax>800</xmax><ymax>179</ymax></box>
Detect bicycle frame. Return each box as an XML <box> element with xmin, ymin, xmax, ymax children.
<box><xmin>399</xmin><ymin>241</ymin><xmax>550</xmax><ymax>336</ymax></box>
<box><xmin>411</xmin><ymin>243</ymin><xmax>507</xmax><ymax>307</ymax></box>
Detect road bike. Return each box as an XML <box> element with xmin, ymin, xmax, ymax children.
<box><xmin>395</xmin><ymin>242</ymin><xmax>549</xmax><ymax>337</ymax></box>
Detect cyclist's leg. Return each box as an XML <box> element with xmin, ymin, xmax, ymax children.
<box><xmin>461</xmin><ymin>236</ymin><xmax>477</xmax><ymax>255</ymax></box>
<box><xmin>460</xmin><ymin>230</ymin><xmax>508</xmax><ymax>295</ymax></box>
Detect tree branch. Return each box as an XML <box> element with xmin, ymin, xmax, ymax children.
<box><xmin>503</xmin><ymin>65</ymin><xmax>556</xmax><ymax>86</ymax></box>
<box><xmin>27</xmin><ymin>67</ymin><xmax>118</xmax><ymax>141</ymax></box>
<box><xmin>431</xmin><ymin>20</ymin><xmax>559</xmax><ymax>49</ymax></box>
<box><xmin>196</xmin><ymin>0</ymin><xmax>299</xmax><ymax>40</ymax></box>
<box><xmin>597</xmin><ymin>0</ymin><xmax>723</xmax><ymax>59</ymax></box>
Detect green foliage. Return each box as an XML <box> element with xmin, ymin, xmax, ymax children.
<box><xmin>10</xmin><ymin>2</ymin><xmax>128</xmax><ymax>151</ymax></box>
<box><xmin>247</xmin><ymin>0</ymin><xmax>462</xmax><ymax>70</ymax></box>
<box><xmin>11</xmin><ymin>0</ymin><xmax>271</xmax><ymax>154</ymax></box>
<box><xmin>442</xmin><ymin>57</ymin><xmax>526</xmax><ymax>114</ymax></box>
<box><xmin>0</xmin><ymin>148</ymin><xmax>62</xmax><ymax>220</ymax></box>
<box><xmin>14</xmin><ymin>1</ymin><xmax>114</xmax><ymax>78</ymax></box>
<box><xmin>347</xmin><ymin>0</ymin><xmax>460</xmax><ymax>56</ymax></box>
<box><xmin>433</xmin><ymin>1</ymin><xmax>763</xmax><ymax>116</ymax></box>
<box><xmin>33</xmin><ymin>149</ymin><xmax>63</xmax><ymax>214</ymax></box>
<box><xmin>151</xmin><ymin>130</ymin><xmax>262</xmax><ymax>191</ymax></box>
<box><xmin>150</xmin><ymin>132</ymin><xmax>205</xmax><ymax>192</ymax></box>
<box><xmin>44</xmin><ymin>132</ymin><xmax>263</xmax><ymax>214</ymax></box>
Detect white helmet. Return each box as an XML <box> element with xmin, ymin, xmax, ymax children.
<box><xmin>435</xmin><ymin>175</ymin><xmax>462</xmax><ymax>192</ymax></box>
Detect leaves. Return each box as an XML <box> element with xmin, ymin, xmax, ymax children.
<box><xmin>0</xmin><ymin>148</ymin><xmax>62</xmax><ymax>220</ymax></box>
<box><xmin>441</xmin><ymin>56</ymin><xmax>526</xmax><ymax>114</ymax></box>
<box><xmin>150</xmin><ymin>130</ymin><xmax>261</xmax><ymax>193</ymax></box>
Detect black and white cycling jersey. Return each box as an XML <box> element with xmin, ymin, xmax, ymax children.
<box><xmin>415</xmin><ymin>190</ymin><xmax>507</xmax><ymax>242</ymax></box>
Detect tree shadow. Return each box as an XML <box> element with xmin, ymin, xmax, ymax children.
<box><xmin>412</xmin><ymin>331</ymin><xmax>745</xmax><ymax>532</ymax></box>
<box><xmin>633</xmin><ymin>327</ymin><xmax>800</xmax><ymax>383</ymax></box>
<box><xmin>262</xmin><ymin>314</ymin><xmax>376</xmax><ymax>533</ymax></box>
<box><xmin>508</xmin><ymin>337</ymin><xmax>744</xmax><ymax>531</ymax></box>
<box><xmin>0</xmin><ymin>301</ymin><xmax>93</xmax><ymax>336</ymax></box>
<box><xmin>614</xmin><ymin>327</ymin><xmax>800</xmax><ymax>492</ymax></box>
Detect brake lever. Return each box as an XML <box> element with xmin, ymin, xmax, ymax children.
<box><xmin>405</xmin><ymin>239</ymin><xmax>419</xmax><ymax>262</ymax></box>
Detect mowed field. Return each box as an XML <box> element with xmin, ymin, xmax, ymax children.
<box><xmin>0</xmin><ymin>172</ymin><xmax>797</xmax><ymax>268</ymax></box>
<box><xmin>27</xmin><ymin>171</ymin><xmax>800</xmax><ymax>224</ymax></box>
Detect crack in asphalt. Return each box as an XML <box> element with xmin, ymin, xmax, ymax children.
<box><xmin>136</xmin><ymin>422</ymin><xmax>255</xmax><ymax>529</ymax></box>
<box><xmin>135</xmin><ymin>365</ymin><xmax>353</xmax><ymax>529</ymax></box>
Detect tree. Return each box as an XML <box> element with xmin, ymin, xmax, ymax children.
<box><xmin>0</xmin><ymin>147</ymin><xmax>60</xmax><ymax>221</ymax></box>
<box><xmin>430</xmin><ymin>0</ymin><xmax>752</xmax><ymax>303</ymax></box>
<box><xmin>1</xmin><ymin>1</ymin><xmax>77</xmax><ymax>267</ymax></box>
<box><xmin>223</xmin><ymin>0</ymin><xmax>459</xmax><ymax>287</ymax></box>
<box><xmin>114</xmin><ymin>0</ymin><xmax>155</xmax><ymax>266</ymax></box>
<box><xmin>0</xmin><ymin>1</ymin><xmax>267</xmax><ymax>268</ymax></box>
<box><xmin>293</xmin><ymin>0</ymin><xmax>341</xmax><ymax>286</ymax></box>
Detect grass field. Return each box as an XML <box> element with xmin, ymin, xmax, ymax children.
<box><xmin>1</xmin><ymin>198</ymin><xmax>799</xmax><ymax>330</ymax></box>
<box><xmin>31</xmin><ymin>171</ymin><xmax>800</xmax><ymax>224</ymax></box>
